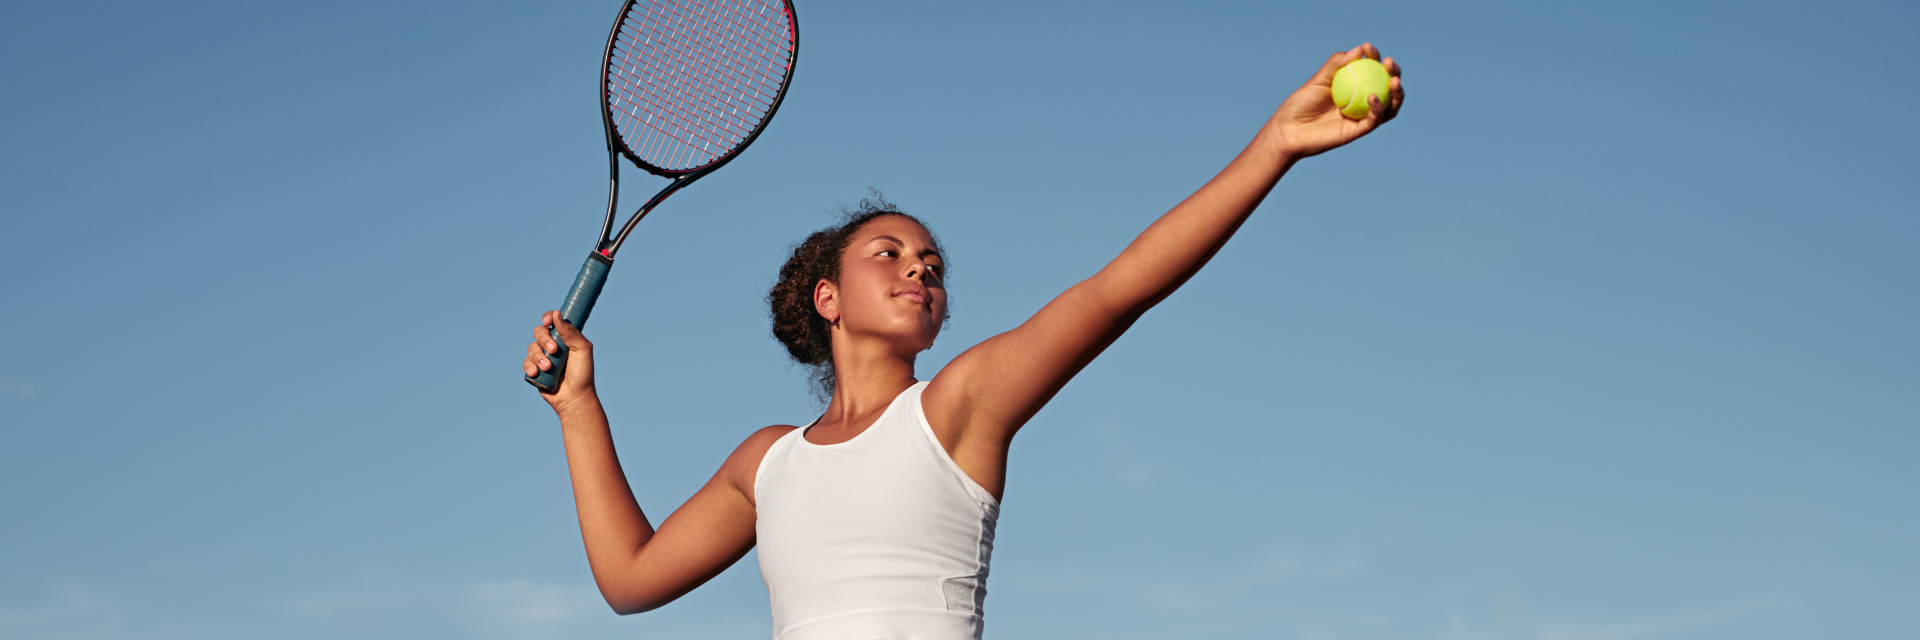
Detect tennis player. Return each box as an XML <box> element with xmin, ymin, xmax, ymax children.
<box><xmin>523</xmin><ymin>44</ymin><xmax>1402</xmax><ymax>640</ymax></box>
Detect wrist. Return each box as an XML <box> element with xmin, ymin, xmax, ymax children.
<box><xmin>1250</xmin><ymin>121</ymin><xmax>1301</xmax><ymax>165</ymax></box>
<box><xmin>551</xmin><ymin>388</ymin><xmax>603</xmax><ymax>420</ymax></box>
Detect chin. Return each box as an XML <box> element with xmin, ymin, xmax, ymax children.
<box><xmin>896</xmin><ymin>330</ymin><xmax>939</xmax><ymax>355</ymax></box>
<box><xmin>889</xmin><ymin>326</ymin><xmax>939</xmax><ymax>355</ymax></box>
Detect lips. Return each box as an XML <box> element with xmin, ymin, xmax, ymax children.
<box><xmin>894</xmin><ymin>285</ymin><xmax>929</xmax><ymax>305</ymax></box>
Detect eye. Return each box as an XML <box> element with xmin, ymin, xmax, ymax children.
<box><xmin>877</xmin><ymin>249</ymin><xmax>898</xmax><ymax>258</ymax></box>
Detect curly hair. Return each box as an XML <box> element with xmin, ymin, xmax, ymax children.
<box><xmin>769</xmin><ymin>193</ymin><xmax>947</xmax><ymax>401</ymax></box>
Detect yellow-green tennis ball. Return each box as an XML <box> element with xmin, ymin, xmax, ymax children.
<box><xmin>1331</xmin><ymin>58</ymin><xmax>1390</xmax><ymax>119</ymax></box>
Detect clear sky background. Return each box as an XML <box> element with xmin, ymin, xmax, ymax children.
<box><xmin>3</xmin><ymin>1</ymin><xmax>1916</xmax><ymax>639</ymax></box>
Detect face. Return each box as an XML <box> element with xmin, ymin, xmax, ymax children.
<box><xmin>814</xmin><ymin>215</ymin><xmax>947</xmax><ymax>358</ymax></box>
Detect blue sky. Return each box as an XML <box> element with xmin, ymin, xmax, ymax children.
<box><xmin>2</xmin><ymin>0</ymin><xmax>1916</xmax><ymax>639</ymax></box>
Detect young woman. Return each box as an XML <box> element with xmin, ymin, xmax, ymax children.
<box><xmin>523</xmin><ymin>44</ymin><xmax>1402</xmax><ymax>640</ymax></box>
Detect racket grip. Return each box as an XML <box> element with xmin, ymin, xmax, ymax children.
<box><xmin>526</xmin><ymin>251</ymin><xmax>614</xmax><ymax>392</ymax></box>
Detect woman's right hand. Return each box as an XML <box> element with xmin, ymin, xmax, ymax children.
<box><xmin>525</xmin><ymin>310</ymin><xmax>597</xmax><ymax>410</ymax></box>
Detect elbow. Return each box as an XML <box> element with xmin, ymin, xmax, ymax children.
<box><xmin>598</xmin><ymin>582</ymin><xmax>671</xmax><ymax>616</ymax></box>
<box><xmin>604</xmin><ymin>593</ymin><xmax>665</xmax><ymax>616</ymax></box>
<box><xmin>608</xmin><ymin>603</ymin><xmax>654</xmax><ymax>616</ymax></box>
<box><xmin>590</xmin><ymin>555</ymin><xmax>678</xmax><ymax>615</ymax></box>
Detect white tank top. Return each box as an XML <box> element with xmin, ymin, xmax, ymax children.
<box><xmin>754</xmin><ymin>381</ymin><xmax>1001</xmax><ymax>640</ymax></box>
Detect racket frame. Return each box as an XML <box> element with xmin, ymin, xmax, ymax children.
<box><xmin>529</xmin><ymin>0</ymin><xmax>798</xmax><ymax>392</ymax></box>
<box><xmin>594</xmin><ymin>0</ymin><xmax>800</xmax><ymax>259</ymax></box>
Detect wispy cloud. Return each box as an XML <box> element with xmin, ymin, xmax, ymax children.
<box><xmin>279</xmin><ymin>571</ymin><xmax>767</xmax><ymax>640</ymax></box>
<box><xmin>3</xmin><ymin>567</ymin><xmax>1796</xmax><ymax>640</ymax></box>
<box><xmin>1534</xmin><ymin>594</ymin><xmax>1798</xmax><ymax>640</ymax></box>
<box><xmin>463</xmin><ymin>578</ymin><xmax>606</xmax><ymax>637</ymax></box>
<box><xmin>999</xmin><ymin>539</ymin><xmax>1366</xmax><ymax>612</ymax></box>
<box><xmin>0</xmin><ymin>377</ymin><xmax>35</xmax><ymax>400</ymax></box>
<box><xmin>0</xmin><ymin>583</ymin><xmax>134</xmax><ymax>640</ymax></box>
<box><xmin>1106</xmin><ymin>441</ymin><xmax>1163</xmax><ymax>488</ymax></box>
<box><xmin>0</xmin><ymin>574</ymin><xmax>758</xmax><ymax>640</ymax></box>
<box><xmin>282</xmin><ymin>571</ymin><xmax>614</xmax><ymax>640</ymax></box>
<box><xmin>994</xmin><ymin>541</ymin><xmax>1797</xmax><ymax>640</ymax></box>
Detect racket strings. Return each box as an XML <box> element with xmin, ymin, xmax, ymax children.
<box><xmin>607</xmin><ymin>0</ymin><xmax>793</xmax><ymax>172</ymax></box>
<box><xmin>623</xmin><ymin>11</ymin><xmax>767</xmax><ymax>158</ymax></box>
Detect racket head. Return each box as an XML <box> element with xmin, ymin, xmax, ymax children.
<box><xmin>601</xmin><ymin>0</ymin><xmax>798</xmax><ymax>177</ymax></box>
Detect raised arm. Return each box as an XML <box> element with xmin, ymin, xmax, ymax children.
<box><xmin>923</xmin><ymin>44</ymin><xmax>1403</xmax><ymax>485</ymax></box>
<box><xmin>523</xmin><ymin>312</ymin><xmax>785</xmax><ymax>613</ymax></box>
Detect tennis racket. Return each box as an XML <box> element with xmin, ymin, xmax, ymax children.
<box><xmin>528</xmin><ymin>0</ymin><xmax>799</xmax><ymax>392</ymax></box>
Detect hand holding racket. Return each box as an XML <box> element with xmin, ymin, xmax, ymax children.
<box><xmin>525</xmin><ymin>310</ymin><xmax>596</xmax><ymax>401</ymax></box>
<box><xmin>525</xmin><ymin>0</ymin><xmax>799</xmax><ymax>393</ymax></box>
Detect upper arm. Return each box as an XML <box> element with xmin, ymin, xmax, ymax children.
<box><xmin>602</xmin><ymin>426</ymin><xmax>792</xmax><ymax>613</ymax></box>
<box><xmin>926</xmin><ymin>275</ymin><xmax>1142</xmax><ymax>444</ymax></box>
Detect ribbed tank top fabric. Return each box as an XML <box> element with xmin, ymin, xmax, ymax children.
<box><xmin>754</xmin><ymin>381</ymin><xmax>1000</xmax><ymax>640</ymax></box>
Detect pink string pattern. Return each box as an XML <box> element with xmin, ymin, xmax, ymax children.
<box><xmin>606</xmin><ymin>0</ymin><xmax>795</xmax><ymax>172</ymax></box>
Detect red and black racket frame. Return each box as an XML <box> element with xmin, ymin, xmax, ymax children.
<box><xmin>528</xmin><ymin>0</ymin><xmax>798</xmax><ymax>392</ymax></box>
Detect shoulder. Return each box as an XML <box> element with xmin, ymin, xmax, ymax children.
<box><xmin>720</xmin><ymin>425</ymin><xmax>800</xmax><ymax>504</ymax></box>
<box><xmin>741</xmin><ymin>424</ymin><xmax>799</xmax><ymax>454</ymax></box>
<box><xmin>725</xmin><ymin>425</ymin><xmax>798</xmax><ymax>468</ymax></box>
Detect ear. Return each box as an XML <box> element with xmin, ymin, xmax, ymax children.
<box><xmin>813</xmin><ymin>278</ymin><xmax>840</xmax><ymax>325</ymax></box>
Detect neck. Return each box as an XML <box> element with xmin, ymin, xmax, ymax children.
<box><xmin>810</xmin><ymin>340</ymin><xmax>918</xmax><ymax>442</ymax></box>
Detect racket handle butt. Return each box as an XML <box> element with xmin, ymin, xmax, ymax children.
<box><xmin>526</xmin><ymin>359</ymin><xmax>564</xmax><ymax>392</ymax></box>
<box><xmin>526</xmin><ymin>251</ymin><xmax>614</xmax><ymax>392</ymax></box>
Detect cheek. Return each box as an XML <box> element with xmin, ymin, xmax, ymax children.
<box><xmin>837</xmin><ymin>270</ymin><xmax>891</xmax><ymax>315</ymax></box>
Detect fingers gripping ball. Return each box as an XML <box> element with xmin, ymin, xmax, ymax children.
<box><xmin>1331</xmin><ymin>58</ymin><xmax>1391</xmax><ymax>119</ymax></box>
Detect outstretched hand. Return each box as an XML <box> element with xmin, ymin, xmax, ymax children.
<box><xmin>1266</xmin><ymin>43</ymin><xmax>1403</xmax><ymax>160</ymax></box>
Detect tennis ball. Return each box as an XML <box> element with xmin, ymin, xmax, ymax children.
<box><xmin>1330</xmin><ymin>58</ymin><xmax>1391</xmax><ymax>119</ymax></box>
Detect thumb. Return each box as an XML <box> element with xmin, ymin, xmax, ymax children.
<box><xmin>552</xmin><ymin>319</ymin><xmax>587</xmax><ymax>349</ymax></box>
<box><xmin>1307</xmin><ymin>44</ymin><xmax>1367</xmax><ymax>87</ymax></box>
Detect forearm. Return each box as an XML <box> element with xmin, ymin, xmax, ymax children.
<box><xmin>1089</xmin><ymin>128</ymin><xmax>1297</xmax><ymax>313</ymax></box>
<box><xmin>554</xmin><ymin>393</ymin><xmax>657</xmax><ymax>593</ymax></box>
